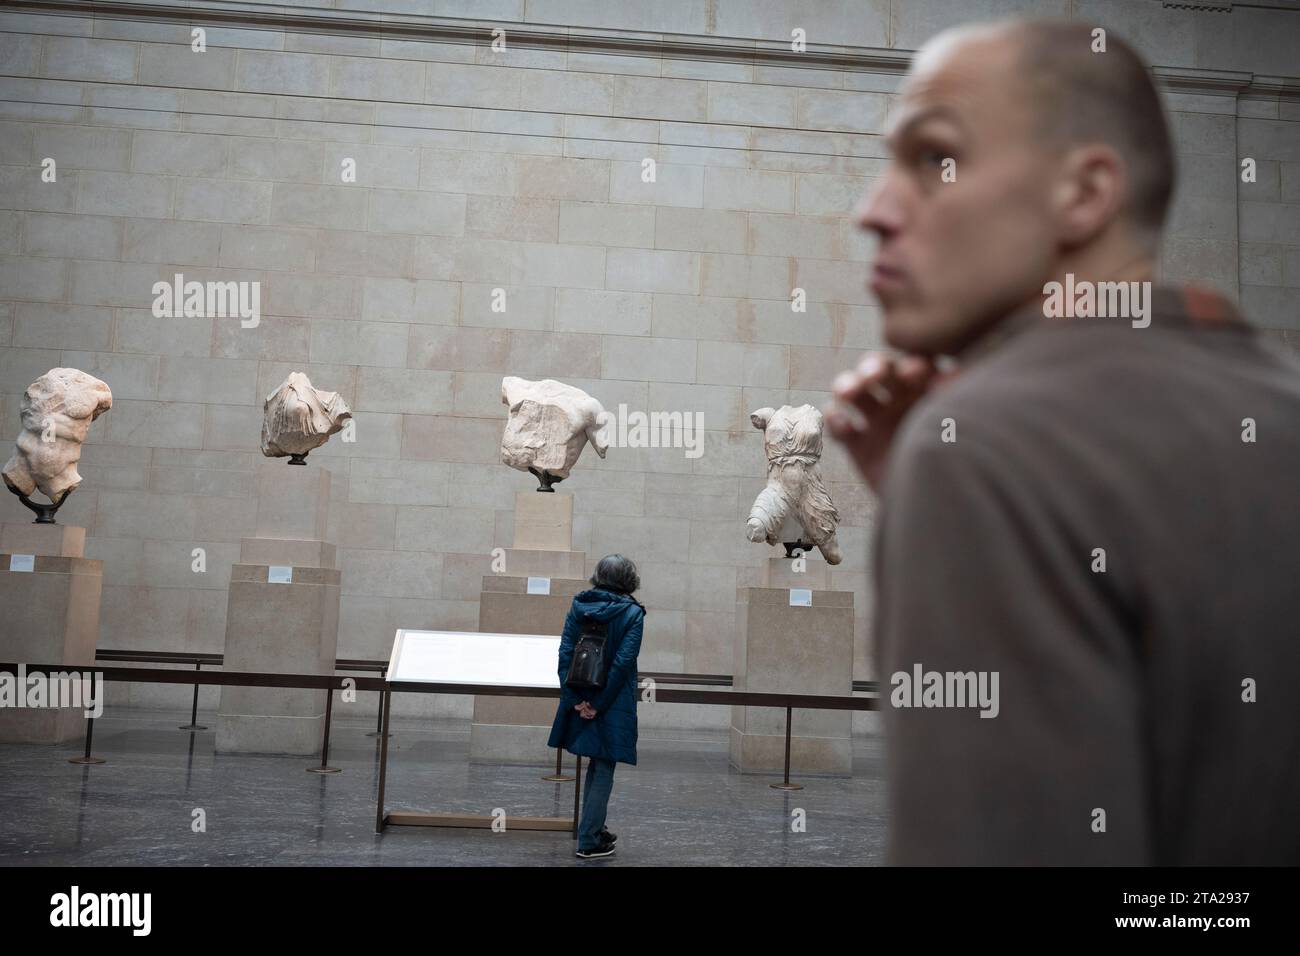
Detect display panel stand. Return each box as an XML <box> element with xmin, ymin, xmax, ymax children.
<box><xmin>375</xmin><ymin>629</ymin><xmax>578</xmax><ymax>834</ymax></box>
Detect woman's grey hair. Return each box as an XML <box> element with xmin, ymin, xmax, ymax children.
<box><xmin>590</xmin><ymin>553</ymin><xmax>639</xmax><ymax>595</ymax></box>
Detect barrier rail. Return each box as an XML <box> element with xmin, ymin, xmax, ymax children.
<box><xmin>2</xmin><ymin>659</ymin><xmax>880</xmax><ymax>837</ymax></box>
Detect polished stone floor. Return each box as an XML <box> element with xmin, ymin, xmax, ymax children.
<box><xmin>0</xmin><ymin>708</ymin><xmax>888</xmax><ymax>866</ymax></box>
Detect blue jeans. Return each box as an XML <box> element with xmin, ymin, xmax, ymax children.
<box><xmin>577</xmin><ymin>757</ymin><xmax>616</xmax><ymax>851</ymax></box>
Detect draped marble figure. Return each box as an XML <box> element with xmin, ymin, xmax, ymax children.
<box><xmin>261</xmin><ymin>372</ymin><xmax>352</xmax><ymax>464</ymax></box>
<box><xmin>746</xmin><ymin>404</ymin><xmax>842</xmax><ymax>564</ymax></box>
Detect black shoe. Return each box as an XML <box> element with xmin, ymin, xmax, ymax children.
<box><xmin>600</xmin><ymin>827</ymin><xmax>617</xmax><ymax>845</ymax></box>
<box><xmin>576</xmin><ymin>836</ymin><xmax>616</xmax><ymax>859</ymax></box>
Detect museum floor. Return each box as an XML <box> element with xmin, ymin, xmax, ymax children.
<box><xmin>0</xmin><ymin>711</ymin><xmax>889</xmax><ymax>866</ymax></box>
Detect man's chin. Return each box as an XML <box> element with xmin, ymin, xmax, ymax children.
<box><xmin>882</xmin><ymin>307</ymin><xmax>948</xmax><ymax>355</ymax></box>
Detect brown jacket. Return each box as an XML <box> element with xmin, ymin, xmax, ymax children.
<box><xmin>873</xmin><ymin>285</ymin><xmax>1300</xmax><ymax>865</ymax></box>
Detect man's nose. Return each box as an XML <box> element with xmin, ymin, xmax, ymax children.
<box><xmin>854</xmin><ymin>171</ymin><xmax>904</xmax><ymax>238</ymax></box>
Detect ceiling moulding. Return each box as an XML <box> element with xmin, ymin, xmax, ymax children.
<box><xmin>1153</xmin><ymin>66</ymin><xmax>1252</xmax><ymax>95</ymax></box>
<box><xmin>1246</xmin><ymin>76</ymin><xmax>1300</xmax><ymax>98</ymax></box>
<box><xmin>1155</xmin><ymin>67</ymin><xmax>1300</xmax><ymax>100</ymax></box>
<box><xmin>1162</xmin><ymin>1</ymin><xmax>1232</xmax><ymax>10</ymax></box>
<box><xmin>9</xmin><ymin>0</ymin><xmax>1293</xmax><ymax>95</ymax></box>
<box><xmin>6</xmin><ymin>0</ymin><xmax>912</xmax><ymax>74</ymax></box>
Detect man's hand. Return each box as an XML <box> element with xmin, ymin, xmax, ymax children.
<box><xmin>824</xmin><ymin>353</ymin><xmax>944</xmax><ymax>492</ymax></box>
<box><xmin>574</xmin><ymin>701</ymin><xmax>597</xmax><ymax>719</ymax></box>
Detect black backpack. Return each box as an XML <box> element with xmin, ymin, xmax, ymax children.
<box><xmin>565</xmin><ymin>615</ymin><xmax>609</xmax><ymax>692</ymax></box>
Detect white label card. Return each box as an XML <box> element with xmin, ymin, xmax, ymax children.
<box><xmin>9</xmin><ymin>554</ymin><xmax>35</xmax><ymax>572</ymax></box>
<box><xmin>789</xmin><ymin>588</ymin><xmax>812</xmax><ymax>607</ymax></box>
<box><xmin>526</xmin><ymin>576</ymin><xmax>551</xmax><ymax>595</ymax></box>
<box><xmin>268</xmin><ymin>565</ymin><xmax>293</xmax><ymax>584</ymax></box>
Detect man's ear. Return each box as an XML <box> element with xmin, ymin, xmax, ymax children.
<box><xmin>1053</xmin><ymin>144</ymin><xmax>1126</xmax><ymax>248</ymax></box>
<box><xmin>750</xmin><ymin>407</ymin><xmax>774</xmax><ymax>430</ymax></box>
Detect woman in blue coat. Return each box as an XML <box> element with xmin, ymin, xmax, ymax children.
<box><xmin>548</xmin><ymin>553</ymin><xmax>645</xmax><ymax>859</ymax></box>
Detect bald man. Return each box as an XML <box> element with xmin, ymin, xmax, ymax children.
<box><xmin>826</xmin><ymin>20</ymin><xmax>1300</xmax><ymax>865</ymax></box>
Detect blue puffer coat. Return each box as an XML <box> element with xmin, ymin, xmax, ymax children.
<box><xmin>547</xmin><ymin>587</ymin><xmax>645</xmax><ymax>766</ymax></box>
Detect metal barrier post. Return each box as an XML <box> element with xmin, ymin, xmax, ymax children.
<box><xmin>770</xmin><ymin>705</ymin><xmax>803</xmax><ymax>791</ymax></box>
<box><xmin>179</xmin><ymin>660</ymin><xmax>206</xmax><ymax>731</ymax></box>
<box><xmin>571</xmin><ymin>754</ymin><xmax>582</xmax><ymax>838</ymax></box>
<box><xmin>365</xmin><ymin>669</ymin><xmax>391</xmax><ymax>738</ymax></box>
<box><xmin>68</xmin><ymin>710</ymin><xmax>106</xmax><ymax>766</ymax></box>
<box><xmin>307</xmin><ymin>685</ymin><xmax>341</xmax><ymax>774</ymax></box>
<box><xmin>375</xmin><ymin>691</ymin><xmax>392</xmax><ymax>833</ymax></box>
<box><xmin>543</xmin><ymin>747</ymin><xmax>575</xmax><ymax>783</ymax></box>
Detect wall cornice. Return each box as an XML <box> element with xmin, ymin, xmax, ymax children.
<box><xmin>5</xmin><ymin>0</ymin><xmax>1297</xmax><ymax>98</ymax></box>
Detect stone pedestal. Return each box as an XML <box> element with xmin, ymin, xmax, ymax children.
<box><xmin>495</xmin><ymin>548</ymin><xmax>585</xmax><ymax>579</ymax></box>
<box><xmin>512</xmin><ymin>491</ymin><xmax>573</xmax><ymax>551</ymax></box>
<box><xmin>217</xmin><ymin>464</ymin><xmax>340</xmax><ymax>755</ymax></box>
<box><xmin>470</xmin><ymin>491</ymin><xmax>586</xmax><ymax>764</ymax></box>
<box><xmin>730</xmin><ymin>562</ymin><xmax>853</xmax><ymax>776</ymax></box>
<box><xmin>253</xmin><ymin>460</ymin><xmax>330</xmax><ymax>539</ymax></box>
<box><xmin>239</xmin><ymin>537</ymin><xmax>336</xmax><ymax>570</ymax></box>
<box><xmin>0</xmin><ymin>522</ymin><xmax>86</xmax><ymax>558</ymax></box>
<box><xmin>765</xmin><ymin>554</ymin><xmax>832</xmax><ymax>590</ymax></box>
<box><xmin>0</xmin><ymin>523</ymin><xmax>102</xmax><ymax>744</ymax></box>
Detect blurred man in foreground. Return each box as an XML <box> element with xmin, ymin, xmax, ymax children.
<box><xmin>826</xmin><ymin>19</ymin><xmax>1300</xmax><ymax>865</ymax></box>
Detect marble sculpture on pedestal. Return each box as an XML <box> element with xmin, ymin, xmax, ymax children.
<box><xmin>2</xmin><ymin>367</ymin><xmax>113</xmax><ymax>522</ymax></box>
<box><xmin>500</xmin><ymin>376</ymin><xmax>608</xmax><ymax>491</ymax></box>
<box><xmin>260</xmin><ymin>372</ymin><xmax>352</xmax><ymax>464</ymax></box>
<box><xmin>746</xmin><ymin>404</ymin><xmax>842</xmax><ymax>564</ymax></box>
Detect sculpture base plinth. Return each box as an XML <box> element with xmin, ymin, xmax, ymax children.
<box><xmin>239</xmin><ymin>537</ymin><xmax>336</xmax><ymax>570</ymax></box>
<box><xmin>0</xmin><ymin>522</ymin><xmax>86</xmax><ymax>558</ymax></box>
<box><xmin>763</xmin><ymin>555</ymin><xmax>831</xmax><ymax>590</ymax></box>
<box><xmin>254</xmin><ymin>461</ymin><xmax>331</xmax><ymax>540</ymax></box>
<box><xmin>0</xmin><ymin>551</ymin><xmax>102</xmax><ymax>744</ymax></box>
<box><xmin>218</xmin><ymin>712</ymin><xmax>329</xmax><ymax>754</ymax></box>
<box><xmin>730</xmin><ymin>586</ymin><xmax>853</xmax><ymax>777</ymax></box>
<box><xmin>511</xmin><ymin>491</ymin><xmax>573</xmax><ymax>551</ymax></box>
<box><xmin>499</xmin><ymin>548</ymin><xmax>585</xmax><ymax>579</ymax></box>
<box><xmin>216</xmin><ymin>563</ymin><xmax>340</xmax><ymax>755</ymax></box>
<box><xmin>469</xmin><ymin>574</ymin><xmax>586</xmax><ymax>765</ymax></box>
